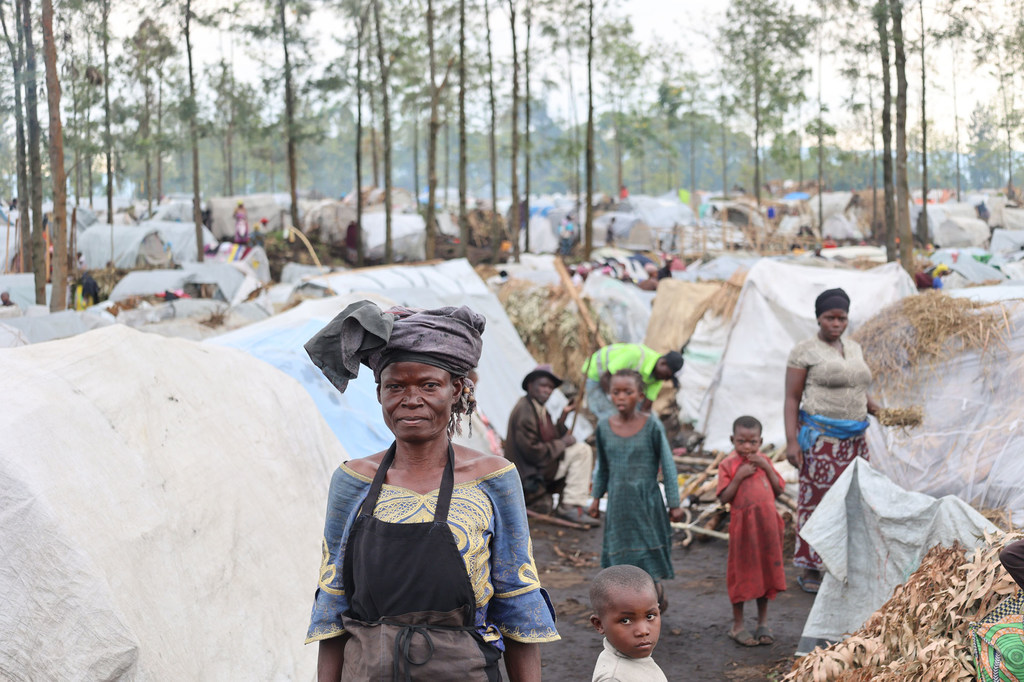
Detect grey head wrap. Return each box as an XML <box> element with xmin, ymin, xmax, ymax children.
<box><xmin>304</xmin><ymin>299</ymin><xmax>485</xmax><ymax>393</ymax></box>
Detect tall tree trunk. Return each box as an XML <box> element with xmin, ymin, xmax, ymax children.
<box><xmin>143</xmin><ymin>76</ymin><xmax>153</xmax><ymax>215</ymax></box>
<box><xmin>457</xmin><ymin>0</ymin><xmax>468</xmax><ymax>257</ymax></box>
<box><xmin>42</xmin><ymin>0</ymin><xmax>66</xmax><ymax>310</ymax></box>
<box><xmin>720</xmin><ymin>94</ymin><xmax>728</xmax><ymax>196</ymax></box>
<box><xmin>508</xmin><ymin>0</ymin><xmax>520</xmax><ymax>262</ymax></box>
<box><xmin>102</xmin><ymin>0</ymin><xmax>112</xmax><ymax>229</ymax></box>
<box><xmin>890</xmin><ymin>0</ymin><xmax>913</xmax><ymax>274</ymax></box>
<box><xmin>412</xmin><ymin>116</ymin><xmax>419</xmax><ymax>205</ymax></box>
<box><xmin>369</xmin><ymin>77</ymin><xmax>379</xmax><ymax>186</ymax></box>
<box><xmin>279</xmin><ymin>0</ymin><xmax>299</xmax><ymax>231</ymax></box>
<box><xmin>484</xmin><ymin>0</ymin><xmax>499</xmax><ymax>260</ymax></box>
<box><xmin>372</xmin><ymin>0</ymin><xmax>393</xmax><ymax>263</ymax></box>
<box><xmin>0</xmin><ymin>0</ymin><xmax>32</xmax><ymax>274</ymax></box>
<box><xmin>443</xmin><ymin>110</ymin><xmax>449</xmax><ymax>206</ymax></box>
<box><xmin>689</xmin><ymin>105</ymin><xmax>696</xmax><ymax>214</ymax></box>
<box><xmin>185</xmin><ymin>0</ymin><xmax>204</xmax><ymax>261</ymax></box>
<box><xmin>71</xmin><ymin>53</ymin><xmax>80</xmax><ymax>207</ymax></box>
<box><xmin>584</xmin><ymin>0</ymin><xmax>594</xmax><ymax>258</ymax></box>
<box><xmin>355</xmin><ymin>5</ymin><xmax>365</xmax><ymax>266</ymax></box>
<box><xmin>816</xmin><ymin>2</ymin><xmax>824</xmax><ymax>229</ymax></box>
<box><xmin>876</xmin><ymin>0</ymin><xmax>895</xmax><ymax>262</ymax></box>
<box><xmin>226</xmin><ymin>64</ymin><xmax>234</xmax><ymax>196</ymax></box>
<box><xmin>952</xmin><ymin>43</ymin><xmax>961</xmax><ymax>202</ymax></box>
<box><xmin>157</xmin><ymin>76</ymin><xmax>163</xmax><ymax>202</ymax></box>
<box><xmin>426</xmin><ymin>0</ymin><xmax>439</xmax><ymax>260</ymax></box>
<box><xmin>753</xmin><ymin>74</ymin><xmax>762</xmax><ymax>207</ymax></box>
<box><xmin>21</xmin><ymin>0</ymin><xmax>45</xmax><ymax>302</ymax></box>
<box><xmin>915</xmin><ymin>0</ymin><xmax>927</xmax><ymax>244</ymax></box>
<box><xmin>999</xmin><ymin>73</ymin><xmax>1014</xmax><ymax>194</ymax></box>
<box><xmin>866</xmin><ymin>53</ymin><xmax>878</xmax><ymax>236</ymax></box>
<box><xmin>523</xmin><ymin>1</ymin><xmax>531</xmax><ymax>254</ymax></box>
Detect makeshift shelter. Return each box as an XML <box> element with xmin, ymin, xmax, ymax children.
<box><xmin>0</xmin><ymin>310</ymin><xmax>113</xmax><ymax>344</ymax></box>
<box><xmin>934</xmin><ymin>215</ymin><xmax>990</xmax><ymax>248</ymax></box>
<box><xmin>365</xmin><ymin>186</ymin><xmax>416</xmax><ymax>210</ymax></box>
<box><xmin>205</xmin><ymin>242</ymin><xmax>272</xmax><ymax>282</ymax></box>
<box><xmin>0</xmin><ymin>273</ymin><xmax>52</xmax><ymax>308</ymax></box>
<box><xmin>989</xmin><ymin>228</ymin><xmax>1024</xmax><ymax>254</ymax></box>
<box><xmin>0</xmin><ymin>322</ymin><xmax>29</xmax><ymax>347</ymax></box>
<box><xmin>217</xmin><ymin>259</ymin><xmax>586</xmax><ymax>455</ymax></box>
<box><xmin>78</xmin><ymin>224</ymin><xmax>170</xmax><ymax>269</ymax></box>
<box><xmin>698</xmin><ymin>260</ymin><xmax>915</xmax><ymax>451</ymax></box>
<box><xmin>139</xmin><ymin>220</ymin><xmax>218</xmax><ymax>265</ymax></box>
<box><xmin>109</xmin><ymin>298</ymin><xmax>271</xmax><ymax>341</ymax></box>
<box><xmin>355</xmin><ymin>212</ymin><xmax>431</xmax><ymax>262</ymax></box>
<box><xmin>929</xmin><ymin>248</ymin><xmax>1006</xmax><ymax>284</ymax></box>
<box><xmin>109</xmin><ymin>262</ymin><xmax>263</xmax><ymax>307</ymax></box>
<box><xmin>0</xmin><ymin>325</ymin><xmax>346</xmax><ymax>679</ymax></box>
<box><xmin>580</xmin><ymin>272</ymin><xmax>651</xmax><ymax>345</ymax></box>
<box><xmin>302</xmin><ymin>199</ymin><xmax>357</xmax><ymax>246</ymax></box>
<box><xmin>148</xmin><ymin>198</ymin><xmax>195</xmax><ymax>223</ymax></box>
<box><xmin>643</xmin><ymin>279</ymin><xmax>720</xmax><ymax>354</ymax></box>
<box><xmin>856</xmin><ymin>295</ymin><xmax>1024</xmax><ymax>523</ymax></box>
<box><xmin>795</xmin><ymin>459</ymin><xmax>996</xmax><ymax>655</ymax></box>
<box><xmin>208</xmin><ymin>194</ymin><xmax>287</xmax><ymax>239</ymax></box>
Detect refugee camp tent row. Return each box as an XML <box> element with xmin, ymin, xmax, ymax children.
<box><xmin>211</xmin><ymin>258</ymin><xmax>587</xmax><ymax>460</ymax></box>
<box><xmin>108</xmin><ymin>261</ymin><xmax>265</xmax><ymax>308</ymax></box>
<box><xmin>0</xmin><ymin>325</ymin><xmax>347</xmax><ymax>679</ymax></box>
<box><xmin>695</xmin><ymin>259</ymin><xmax>917</xmax><ymax>451</ymax></box>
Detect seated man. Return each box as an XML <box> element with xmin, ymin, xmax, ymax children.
<box><xmin>581</xmin><ymin>344</ymin><xmax>684</xmax><ymax>421</ymax></box>
<box><xmin>506</xmin><ymin>364</ymin><xmax>597</xmax><ymax>527</ymax></box>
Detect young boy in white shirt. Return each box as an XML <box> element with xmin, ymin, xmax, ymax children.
<box><xmin>589</xmin><ymin>565</ymin><xmax>668</xmax><ymax>682</ymax></box>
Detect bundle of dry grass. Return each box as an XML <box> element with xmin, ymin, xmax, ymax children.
<box><xmin>875</xmin><ymin>406</ymin><xmax>924</xmax><ymax>427</ymax></box>
<box><xmin>786</xmin><ymin>531</ymin><xmax>1023</xmax><ymax>681</ymax></box>
<box><xmin>705</xmin><ymin>268</ymin><xmax>749</xmax><ymax>320</ymax></box>
<box><xmin>497</xmin><ymin>279</ymin><xmax>608</xmax><ymax>383</ymax></box>
<box><xmin>852</xmin><ymin>291</ymin><xmax>1012</xmax><ymax>394</ymax></box>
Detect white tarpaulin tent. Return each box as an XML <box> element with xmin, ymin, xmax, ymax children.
<box><xmin>990</xmin><ymin>228</ymin><xmax>1024</xmax><ymax>254</ymax></box>
<box><xmin>0</xmin><ymin>309</ymin><xmax>113</xmax><ymax>344</ymax></box>
<box><xmin>934</xmin><ymin>215</ymin><xmax>990</xmax><ymax>248</ymax></box>
<box><xmin>109</xmin><ymin>262</ymin><xmax>262</xmax><ymax>307</ymax></box>
<box><xmin>358</xmin><ymin>212</ymin><xmax>430</xmax><ymax>262</ymax></box>
<box><xmin>796</xmin><ymin>459</ymin><xmax>996</xmax><ymax>654</ymax></box>
<box><xmin>78</xmin><ymin>224</ymin><xmax>170</xmax><ymax>269</ymax></box>
<box><xmin>698</xmin><ymin>260</ymin><xmax>916</xmax><ymax>451</ymax></box>
<box><xmin>864</xmin><ymin>299</ymin><xmax>1024</xmax><ymax>523</ymax></box>
<box><xmin>0</xmin><ymin>325</ymin><xmax>347</xmax><ymax>679</ymax></box>
<box><xmin>216</xmin><ymin>259</ymin><xmax>588</xmax><ymax>455</ymax></box>
<box><xmin>139</xmin><ymin>220</ymin><xmax>218</xmax><ymax>265</ymax></box>
<box><xmin>208</xmin><ymin>194</ymin><xmax>289</xmax><ymax>239</ymax></box>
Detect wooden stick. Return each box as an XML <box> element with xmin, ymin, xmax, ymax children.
<box><xmin>554</xmin><ymin>255</ymin><xmax>598</xmax><ymax>337</ymax></box>
<box><xmin>673</xmin><ymin>455</ymin><xmax>717</xmax><ymax>467</ymax></box>
<box><xmin>671</xmin><ymin>522</ymin><xmax>729</xmax><ymax>541</ymax></box>
<box><xmin>681</xmin><ymin>450</ymin><xmax>729</xmax><ymax>499</ymax></box>
<box><xmin>526</xmin><ymin>508</ymin><xmax>591</xmax><ymax>531</ymax></box>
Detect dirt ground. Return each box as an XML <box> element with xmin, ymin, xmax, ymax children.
<box><xmin>518</xmin><ymin>518</ymin><xmax>815</xmax><ymax>681</ymax></box>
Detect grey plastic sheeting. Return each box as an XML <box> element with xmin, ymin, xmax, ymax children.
<box><xmin>796</xmin><ymin>459</ymin><xmax>996</xmax><ymax>655</ymax></box>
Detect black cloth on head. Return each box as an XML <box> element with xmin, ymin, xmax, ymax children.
<box><xmin>814</xmin><ymin>288</ymin><xmax>851</xmax><ymax>318</ymax></box>
<box><xmin>304</xmin><ymin>299</ymin><xmax>485</xmax><ymax>393</ymax></box>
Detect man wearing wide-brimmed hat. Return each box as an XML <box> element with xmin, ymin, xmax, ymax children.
<box><xmin>506</xmin><ymin>364</ymin><xmax>597</xmax><ymax>527</ymax></box>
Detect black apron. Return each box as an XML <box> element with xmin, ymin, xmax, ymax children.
<box><xmin>340</xmin><ymin>443</ymin><xmax>502</xmax><ymax>681</ymax></box>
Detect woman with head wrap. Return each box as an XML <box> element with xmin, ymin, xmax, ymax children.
<box><xmin>783</xmin><ymin>288</ymin><xmax>880</xmax><ymax>594</ymax></box>
<box><xmin>303</xmin><ymin>301</ymin><xmax>558</xmax><ymax>681</ymax></box>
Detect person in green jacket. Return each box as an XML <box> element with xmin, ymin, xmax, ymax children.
<box><xmin>581</xmin><ymin>344</ymin><xmax>683</xmax><ymax>421</ymax></box>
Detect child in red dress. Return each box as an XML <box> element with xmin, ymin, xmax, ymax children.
<box><xmin>717</xmin><ymin>415</ymin><xmax>787</xmax><ymax>647</ymax></box>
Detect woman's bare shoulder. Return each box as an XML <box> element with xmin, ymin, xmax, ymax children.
<box><xmin>454</xmin><ymin>444</ymin><xmax>512</xmax><ymax>480</ymax></box>
<box><xmin>344</xmin><ymin>452</ymin><xmax>387</xmax><ymax>478</ymax></box>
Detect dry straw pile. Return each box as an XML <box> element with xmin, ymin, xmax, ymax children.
<box><xmin>497</xmin><ymin>279</ymin><xmax>608</xmax><ymax>384</ymax></box>
<box><xmin>875</xmin><ymin>406</ymin><xmax>924</xmax><ymax>428</ymax></box>
<box><xmin>786</xmin><ymin>531</ymin><xmax>1023</xmax><ymax>681</ymax></box>
<box><xmin>852</xmin><ymin>291</ymin><xmax>1012</xmax><ymax>395</ymax></box>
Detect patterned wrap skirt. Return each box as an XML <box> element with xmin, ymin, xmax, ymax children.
<box><xmin>794</xmin><ymin>433</ymin><xmax>869</xmax><ymax>571</ymax></box>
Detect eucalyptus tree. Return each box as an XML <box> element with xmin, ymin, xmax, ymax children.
<box><xmin>41</xmin><ymin>0</ymin><xmax>67</xmax><ymax>308</ymax></box>
<box><xmin>597</xmin><ymin>17</ymin><xmax>646</xmax><ymax>197</ymax></box>
<box><xmin>584</xmin><ymin>0</ymin><xmax>593</xmax><ymax>257</ymax></box>
<box><xmin>890</xmin><ymin>0</ymin><xmax>913</xmax><ymax>271</ymax></box>
<box><xmin>0</xmin><ymin>0</ymin><xmax>31</xmax><ymax>273</ymax></box>
<box><xmin>719</xmin><ymin>0</ymin><xmax>814</xmax><ymax>206</ymax></box>
<box><xmin>21</xmin><ymin>0</ymin><xmax>45</xmax><ymax>299</ymax></box>
<box><xmin>507</xmin><ymin>0</ymin><xmax>521</xmax><ymax>261</ymax></box>
<box><xmin>183</xmin><ymin>0</ymin><xmax>203</xmax><ymax>260</ymax></box>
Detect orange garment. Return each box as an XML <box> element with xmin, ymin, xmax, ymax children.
<box><xmin>717</xmin><ymin>452</ymin><xmax>787</xmax><ymax>604</ymax></box>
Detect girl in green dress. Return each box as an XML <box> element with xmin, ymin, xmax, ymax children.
<box><xmin>588</xmin><ymin>370</ymin><xmax>684</xmax><ymax>608</ymax></box>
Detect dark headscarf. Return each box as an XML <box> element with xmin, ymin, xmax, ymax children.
<box><xmin>304</xmin><ymin>300</ymin><xmax>485</xmax><ymax>393</ymax></box>
<box><xmin>814</xmin><ymin>288</ymin><xmax>851</xmax><ymax>318</ymax></box>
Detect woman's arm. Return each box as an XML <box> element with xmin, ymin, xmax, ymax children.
<box><xmin>504</xmin><ymin>640</ymin><xmax>541</xmax><ymax>682</ymax></box>
<box><xmin>317</xmin><ymin>637</ymin><xmax>346</xmax><ymax>682</ymax></box>
<box><xmin>784</xmin><ymin>366</ymin><xmax>808</xmax><ymax>469</ymax></box>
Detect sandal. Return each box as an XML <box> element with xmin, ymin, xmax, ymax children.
<box><xmin>797</xmin><ymin>575</ymin><xmax>821</xmax><ymax>594</ymax></box>
<box><xmin>728</xmin><ymin>627</ymin><xmax>759</xmax><ymax>647</ymax></box>
<box><xmin>754</xmin><ymin>625</ymin><xmax>775</xmax><ymax>645</ymax></box>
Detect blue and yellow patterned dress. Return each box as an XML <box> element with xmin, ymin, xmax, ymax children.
<box><xmin>306</xmin><ymin>461</ymin><xmax>559</xmax><ymax>649</ymax></box>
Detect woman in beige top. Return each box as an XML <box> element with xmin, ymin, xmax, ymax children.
<box><xmin>784</xmin><ymin>288</ymin><xmax>879</xmax><ymax>593</ymax></box>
